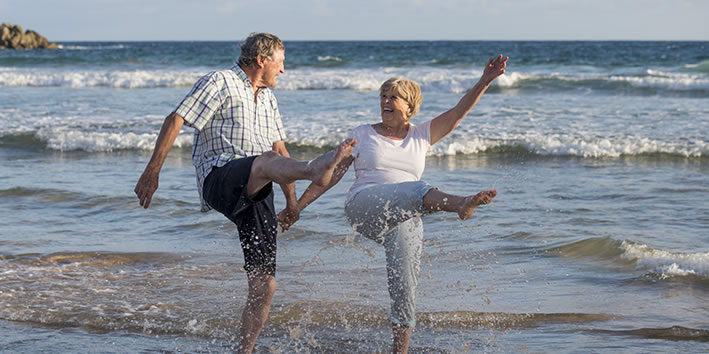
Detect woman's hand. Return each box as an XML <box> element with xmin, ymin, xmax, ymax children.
<box><xmin>481</xmin><ymin>54</ymin><xmax>508</xmax><ymax>85</ymax></box>
<box><xmin>278</xmin><ymin>204</ymin><xmax>300</xmax><ymax>232</ymax></box>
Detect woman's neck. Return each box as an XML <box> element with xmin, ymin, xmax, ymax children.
<box><xmin>374</xmin><ymin>122</ymin><xmax>409</xmax><ymax>140</ymax></box>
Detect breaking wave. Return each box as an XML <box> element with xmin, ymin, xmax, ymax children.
<box><xmin>1</xmin><ymin>67</ymin><xmax>707</xmax><ymax>96</ymax></box>
<box><xmin>0</xmin><ymin>128</ymin><xmax>705</xmax><ymax>158</ymax></box>
<box><xmin>0</xmin><ymin>128</ymin><xmax>704</xmax><ymax>158</ymax></box>
<box><xmin>553</xmin><ymin>237</ymin><xmax>709</xmax><ymax>281</ymax></box>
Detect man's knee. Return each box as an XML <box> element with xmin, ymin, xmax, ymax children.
<box><xmin>254</xmin><ymin>151</ymin><xmax>280</xmax><ymax>169</ymax></box>
<box><xmin>248</xmin><ymin>273</ymin><xmax>276</xmax><ymax>298</ymax></box>
<box><xmin>250</xmin><ymin>151</ymin><xmax>280</xmax><ymax>180</ymax></box>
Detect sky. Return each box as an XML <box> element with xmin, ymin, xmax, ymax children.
<box><xmin>2</xmin><ymin>0</ymin><xmax>707</xmax><ymax>41</ymax></box>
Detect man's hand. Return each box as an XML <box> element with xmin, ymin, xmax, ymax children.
<box><xmin>134</xmin><ymin>167</ymin><xmax>160</xmax><ymax>208</ymax></box>
<box><xmin>278</xmin><ymin>204</ymin><xmax>300</xmax><ymax>231</ymax></box>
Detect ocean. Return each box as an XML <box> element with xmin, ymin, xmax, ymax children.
<box><xmin>0</xmin><ymin>40</ymin><xmax>707</xmax><ymax>353</ymax></box>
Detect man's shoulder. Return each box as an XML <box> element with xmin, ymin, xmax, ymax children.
<box><xmin>221</xmin><ymin>68</ymin><xmax>244</xmax><ymax>81</ymax></box>
<box><xmin>202</xmin><ymin>68</ymin><xmax>247</xmax><ymax>88</ymax></box>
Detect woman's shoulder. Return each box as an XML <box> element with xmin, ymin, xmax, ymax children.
<box><xmin>411</xmin><ymin>119</ymin><xmax>432</xmax><ymax>129</ymax></box>
<box><xmin>355</xmin><ymin>123</ymin><xmax>375</xmax><ymax>130</ymax></box>
<box><xmin>409</xmin><ymin>120</ymin><xmax>432</xmax><ymax>140</ymax></box>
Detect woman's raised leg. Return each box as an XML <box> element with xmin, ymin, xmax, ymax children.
<box><xmin>422</xmin><ymin>188</ymin><xmax>497</xmax><ymax>220</ymax></box>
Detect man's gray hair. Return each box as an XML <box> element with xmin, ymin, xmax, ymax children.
<box><xmin>237</xmin><ymin>32</ymin><xmax>284</xmax><ymax>68</ymax></box>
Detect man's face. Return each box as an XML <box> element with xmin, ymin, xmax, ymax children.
<box><xmin>262</xmin><ymin>49</ymin><xmax>285</xmax><ymax>88</ymax></box>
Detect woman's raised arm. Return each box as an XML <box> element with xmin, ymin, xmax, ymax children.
<box><xmin>430</xmin><ymin>55</ymin><xmax>508</xmax><ymax>145</ymax></box>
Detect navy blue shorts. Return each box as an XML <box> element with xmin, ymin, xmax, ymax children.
<box><xmin>202</xmin><ymin>156</ymin><xmax>278</xmax><ymax>276</ymax></box>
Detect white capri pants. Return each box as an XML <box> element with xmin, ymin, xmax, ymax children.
<box><xmin>344</xmin><ymin>181</ymin><xmax>435</xmax><ymax>328</ymax></box>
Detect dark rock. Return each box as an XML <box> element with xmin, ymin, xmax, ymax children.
<box><xmin>0</xmin><ymin>23</ymin><xmax>58</xmax><ymax>49</ymax></box>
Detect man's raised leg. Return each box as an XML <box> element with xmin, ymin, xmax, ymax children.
<box><xmin>237</xmin><ymin>271</ymin><xmax>276</xmax><ymax>354</ymax></box>
<box><xmin>246</xmin><ymin>138</ymin><xmax>356</xmax><ymax>198</ymax></box>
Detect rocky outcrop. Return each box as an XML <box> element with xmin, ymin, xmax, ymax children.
<box><xmin>1</xmin><ymin>23</ymin><xmax>58</xmax><ymax>49</ymax></box>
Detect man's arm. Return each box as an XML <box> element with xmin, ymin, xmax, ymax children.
<box><xmin>134</xmin><ymin>112</ymin><xmax>185</xmax><ymax>208</ymax></box>
<box><xmin>272</xmin><ymin>140</ymin><xmax>299</xmax><ymax>229</ymax></box>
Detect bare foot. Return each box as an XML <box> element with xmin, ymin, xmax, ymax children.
<box><xmin>308</xmin><ymin>138</ymin><xmax>357</xmax><ymax>186</ymax></box>
<box><xmin>458</xmin><ymin>189</ymin><xmax>497</xmax><ymax>220</ymax></box>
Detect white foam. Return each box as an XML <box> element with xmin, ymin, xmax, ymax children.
<box><xmin>6</xmin><ymin>119</ymin><xmax>706</xmax><ymax>156</ymax></box>
<box><xmin>59</xmin><ymin>44</ymin><xmax>127</xmax><ymax>50</ymax></box>
<box><xmin>620</xmin><ymin>241</ymin><xmax>709</xmax><ymax>279</ymax></box>
<box><xmin>505</xmin><ymin>132</ymin><xmax>707</xmax><ymax>158</ymax></box>
<box><xmin>0</xmin><ymin>66</ymin><xmax>523</xmax><ymax>92</ymax></box>
<box><xmin>278</xmin><ymin>67</ymin><xmax>532</xmax><ymax>93</ymax></box>
<box><xmin>428</xmin><ymin>137</ymin><xmax>504</xmax><ymax>155</ymax></box>
<box><xmin>684</xmin><ymin>60</ymin><xmax>709</xmax><ymax>73</ymax></box>
<box><xmin>282</xmin><ymin>125</ymin><xmax>707</xmax><ymax>158</ymax></box>
<box><xmin>0</xmin><ymin>69</ymin><xmax>202</xmax><ymax>88</ymax></box>
<box><xmin>1</xmin><ymin>67</ymin><xmax>706</xmax><ymax>93</ymax></box>
<box><xmin>491</xmin><ymin>71</ymin><xmax>529</xmax><ymax>88</ymax></box>
<box><xmin>186</xmin><ymin>318</ymin><xmax>207</xmax><ymax>334</ymax></box>
<box><xmin>611</xmin><ymin>70</ymin><xmax>709</xmax><ymax>91</ymax></box>
<box><xmin>35</xmin><ymin>128</ymin><xmax>193</xmax><ymax>152</ymax></box>
<box><xmin>317</xmin><ymin>56</ymin><xmax>344</xmax><ymax>62</ymax></box>
<box><xmin>435</xmin><ymin>134</ymin><xmax>706</xmax><ymax>157</ymax></box>
<box><xmin>278</xmin><ymin>68</ymin><xmax>383</xmax><ymax>91</ymax></box>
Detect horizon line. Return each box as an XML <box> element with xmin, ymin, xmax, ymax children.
<box><xmin>49</xmin><ymin>38</ymin><xmax>709</xmax><ymax>42</ymax></box>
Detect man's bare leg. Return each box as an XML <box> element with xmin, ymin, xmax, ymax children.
<box><xmin>423</xmin><ymin>189</ymin><xmax>497</xmax><ymax>220</ymax></box>
<box><xmin>246</xmin><ymin>138</ymin><xmax>356</xmax><ymax>197</ymax></box>
<box><xmin>392</xmin><ymin>324</ymin><xmax>412</xmax><ymax>354</ymax></box>
<box><xmin>237</xmin><ymin>271</ymin><xmax>276</xmax><ymax>354</ymax></box>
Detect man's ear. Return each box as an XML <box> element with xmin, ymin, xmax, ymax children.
<box><xmin>256</xmin><ymin>54</ymin><xmax>265</xmax><ymax>68</ymax></box>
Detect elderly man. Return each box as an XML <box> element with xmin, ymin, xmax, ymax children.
<box><xmin>134</xmin><ymin>32</ymin><xmax>355</xmax><ymax>353</ymax></box>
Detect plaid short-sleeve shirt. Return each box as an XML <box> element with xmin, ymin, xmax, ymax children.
<box><xmin>174</xmin><ymin>65</ymin><xmax>286</xmax><ymax>212</ymax></box>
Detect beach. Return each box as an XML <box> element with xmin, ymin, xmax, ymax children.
<box><xmin>1</xmin><ymin>40</ymin><xmax>708</xmax><ymax>352</ymax></box>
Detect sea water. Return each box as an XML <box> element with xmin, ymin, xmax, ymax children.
<box><xmin>1</xmin><ymin>41</ymin><xmax>708</xmax><ymax>352</ymax></box>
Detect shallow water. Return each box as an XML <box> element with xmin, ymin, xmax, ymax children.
<box><xmin>1</xmin><ymin>40</ymin><xmax>708</xmax><ymax>352</ymax></box>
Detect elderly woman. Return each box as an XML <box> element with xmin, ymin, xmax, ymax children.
<box><xmin>281</xmin><ymin>55</ymin><xmax>508</xmax><ymax>352</ymax></box>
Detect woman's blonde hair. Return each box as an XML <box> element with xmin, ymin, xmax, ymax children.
<box><xmin>379</xmin><ymin>77</ymin><xmax>422</xmax><ymax>119</ymax></box>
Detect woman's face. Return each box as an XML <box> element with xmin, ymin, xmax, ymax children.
<box><xmin>380</xmin><ymin>88</ymin><xmax>410</xmax><ymax>124</ymax></box>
